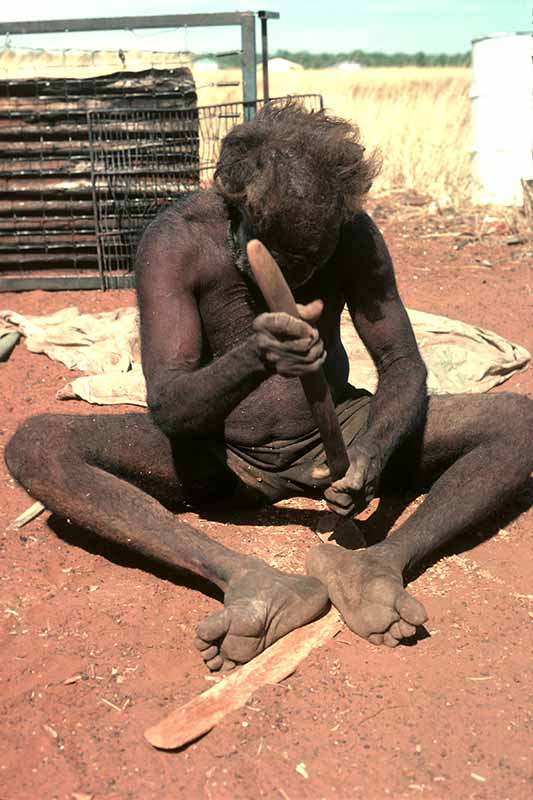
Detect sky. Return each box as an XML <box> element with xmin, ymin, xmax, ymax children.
<box><xmin>0</xmin><ymin>1</ymin><xmax>531</xmax><ymax>56</ymax></box>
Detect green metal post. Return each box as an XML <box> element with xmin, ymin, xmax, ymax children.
<box><xmin>259</xmin><ymin>12</ymin><xmax>270</xmax><ymax>101</ymax></box>
<box><xmin>241</xmin><ymin>15</ymin><xmax>257</xmax><ymax>120</ymax></box>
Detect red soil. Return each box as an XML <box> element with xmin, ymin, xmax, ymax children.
<box><xmin>1</xmin><ymin>202</ymin><xmax>532</xmax><ymax>800</ymax></box>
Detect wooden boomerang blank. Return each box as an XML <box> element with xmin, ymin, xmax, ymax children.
<box><xmin>144</xmin><ymin>608</ymin><xmax>342</xmax><ymax>750</ymax></box>
<box><xmin>246</xmin><ymin>239</ymin><xmax>365</xmax><ymax>546</ymax></box>
<box><xmin>246</xmin><ymin>239</ymin><xmax>350</xmax><ymax>482</ymax></box>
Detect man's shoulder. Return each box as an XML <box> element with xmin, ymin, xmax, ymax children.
<box><xmin>334</xmin><ymin>209</ymin><xmax>395</xmax><ymax>299</ymax></box>
<box><xmin>135</xmin><ymin>189</ymin><xmax>230</xmax><ymax>291</ymax></box>
<box><xmin>137</xmin><ymin>189</ymin><xmax>227</xmax><ymax>259</ymax></box>
<box><xmin>338</xmin><ymin>210</ymin><xmax>389</xmax><ymax>262</ymax></box>
<box><xmin>146</xmin><ymin>189</ymin><xmax>227</xmax><ymax>238</ymax></box>
<box><xmin>340</xmin><ymin>210</ymin><xmax>379</xmax><ymax>241</ymax></box>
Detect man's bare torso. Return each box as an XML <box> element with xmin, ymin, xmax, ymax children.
<box><xmin>142</xmin><ymin>189</ymin><xmax>355</xmax><ymax>447</ymax></box>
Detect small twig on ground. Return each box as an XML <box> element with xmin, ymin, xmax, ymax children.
<box><xmin>8</xmin><ymin>501</ymin><xmax>46</xmax><ymax>530</ymax></box>
<box><xmin>101</xmin><ymin>698</ymin><xmax>122</xmax><ymax>712</ymax></box>
<box><xmin>359</xmin><ymin>704</ymin><xmax>405</xmax><ymax>725</ymax></box>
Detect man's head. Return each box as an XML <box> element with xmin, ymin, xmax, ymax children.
<box><xmin>215</xmin><ymin>100</ymin><xmax>380</xmax><ymax>287</ymax></box>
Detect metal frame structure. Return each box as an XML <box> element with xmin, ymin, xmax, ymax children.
<box><xmin>0</xmin><ymin>11</ymin><xmax>279</xmax><ymax>115</ymax></box>
<box><xmin>0</xmin><ymin>10</ymin><xmax>280</xmax><ymax>291</ymax></box>
<box><xmin>0</xmin><ymin>66</ymin><xmax>197</xmax><ymax>292</ymax></box>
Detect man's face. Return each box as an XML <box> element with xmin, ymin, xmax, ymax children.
<box><xmin>237</xmin><ymin>208</ymin><xmax>340</xmax><ymax>290</ymax></box>
<box><xmin>267</xmin><ymin>245</ymin><xmax>330</xmax><ymax>289</ymax></box>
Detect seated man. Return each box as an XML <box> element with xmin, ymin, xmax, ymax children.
<box><xmin>6</xmin><ymin>102</ymin><xmax>533</xmax><ymax>672</ymax></box>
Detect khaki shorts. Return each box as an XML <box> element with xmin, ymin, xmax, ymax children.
<box><xmin>221</xmin><ymin>386</ymin><xmax>372</xmax><ymax>503</ymax></box>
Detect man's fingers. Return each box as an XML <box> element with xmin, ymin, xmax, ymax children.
<box><xmin>311</xmin><ymin>463</ymin><xmax>331</xmax><ymax>481</ymax></box>
<box><xmin>254</xmin><ymin>311</ymin><xmax>316</xmax><ymax>340</ymax></box>
<box><xmin>297</xmin><ymin>299</ymin><xmax>323</xmax><ymax>325</ymax></box>
<box><xmin>328</xmin><ymin>466</ymin><xmax>365</xmax><ymax>496</ymax></box>
<box><xmin>256</xmin><ymin>331</ymin><xmax>321</xmax><ymax>357</ymax></box>
<box><xmin>277</xmin><ymin>350</ymin><xmax>327</xmax><ymax>376</ymax></box>
<box><xmin>325</xmin><ymin>495</ymin><xmax>368</xmax><ymax>516</ymax></box>
<box><xmin>323</xmin><ymin>484</ymin><xmax>353</xmax><ymax>506</ymax></box>
<box><xmin>298</xmin><ymin>341</ymin><xmax>325</xmax><ymax>364</ymax></box>
<box><xmin>325</xmin><ymin>499</ymin><xmax>355</xmax><ymax>517</ymax></box>
<box><xmin>324</xmin><ymin>480</ymin><xmax>368</xmax><ymax>516</ymax></box>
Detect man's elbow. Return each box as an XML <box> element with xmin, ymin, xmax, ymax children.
<box><xmin>146</xmin><ymin>394</ymin><xmax>177</xmax><ymax>437</ymax></box>
<box><xmin>408</xmin><ymin>359</ymin><xmax>428</xmax><ymax>405</ymax></box>
<box><xmin>146</xmin><ymin>382</ymin><xmax>186</xmax><ymax>438</ymax></box>
<box><xmin>147</xmin><ymin>387</ymin><xmax>206</xmax><ymax>439</ymax></box>
<box><xmin>379</xmin><ymin>352</ymin><xmax>427</xmax><ymax>385</ymax></box>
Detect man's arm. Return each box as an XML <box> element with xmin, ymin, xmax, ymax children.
<box><xmin>136</xmin><ymin>211</ymin><xmax>267</xmax><ymax>437</ymax></box>
<box><xmin>136</xmin><ymin>210</ymin><xmax>326</xmax><ymax>438</ymax></box>
<box><xmin>325</xmin><ymin>212</ymin><xmax>427</xmax><ymax>514</ymax></box>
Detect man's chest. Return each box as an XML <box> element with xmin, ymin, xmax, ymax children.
<box><xmin>198</xmin><ymin>256</ymin><xmax>347</xmax><ymax>360</ymax></box>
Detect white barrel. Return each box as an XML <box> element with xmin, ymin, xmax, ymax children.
<box><xmin>470</xmin><ymin>32</ymin><xmax>533</xmax><ymax>205</ymax></box>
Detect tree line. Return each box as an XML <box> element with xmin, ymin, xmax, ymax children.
<box><xmin>198</xmin><ymin>49</ymin><xmax>470</xmax><ymax>69</ymax></box>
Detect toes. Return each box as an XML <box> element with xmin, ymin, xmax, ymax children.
<box><xmin>389</xmin><ymin>621</ymin><xmax>402</xmax><ymax>639</ymax></box>
<box><xmin>395</xmin><ymin>590</ymin><xmax>428</xmax><ymax>627</ymax></box>
<box><xmin>345</xmin><ymin>602</ymin><xmax>399</xmax><ymax>639</ymax></box>
<box><xmin>193</xmin><ymin>636</ymin><xmax>212</xmax><ymax>652</ymax></box>
<box><xmin>196</xmin><ymin>608</ymin><xmax>232</xmax><ymax>644</ymax></box>
<box><xmin>383</xmin><ymin>631</ymin><xmax>399</xmax><ymax>648</ymax></box>
<box><xmin>368</xmin><ymin>633</ymin><xmax>384</xmax><ymax>645</ymax></box>
<box><xmin>398</xmin><ymin>619</ymin><xmax>417</xmax><ymax>638</ymax></box>
<box><xmin>199</xmin><ymin>645</ymin><xmax>219</xmax><ymax>662</ymax></box>
<box><xmin>220</xmin><ymin>659</ymin><xmax>236</xmax><ymax>672</ymax></box>
<box><xmin>206</xmin><ymin>655</ymin><xmax>223</xmax><ymax>671</ymax></box>
<box><xmin>389</xmin><ymin>619</ymin><xmax>417</xmax><ymax>640</ymax></box>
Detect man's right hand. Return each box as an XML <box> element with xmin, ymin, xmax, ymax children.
<box><xmin>253</xmin><ymin>299</ymin><xmax>326</xmax><ymax>377</ymax></box>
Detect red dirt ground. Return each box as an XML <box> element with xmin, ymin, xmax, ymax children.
<box><xmin>1</xmin><ymin>202</ymin><xmax>532</xmax><ymax>800</ymax></box>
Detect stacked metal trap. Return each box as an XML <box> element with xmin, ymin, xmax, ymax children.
<box><xmin>0</xmin><ymin>67</ymin><xmax>196</xmax><ymax>290</ymax></box>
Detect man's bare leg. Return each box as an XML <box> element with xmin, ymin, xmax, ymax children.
<box><xmin>5</xmin><ymin>413</ymin><xmax>328</xmax><ymax>671</ymax></box>
<box><xmin>307</xmin><ymin>392</ymin><xmax>533</xmax><ymax>646</ymax></box>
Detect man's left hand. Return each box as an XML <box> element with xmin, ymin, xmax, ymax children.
<box><xmin>323</xmin><ymin>442</ymin><xmax>382</xmax><ymax>516</ymax></box>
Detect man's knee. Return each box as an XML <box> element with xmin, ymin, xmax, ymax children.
<box><xmin>494</xmin><ymin>393</ymin><xmax>533</xmax><ymax>462</ymax></box>
<box><xmin>496</xmin><ymin>393</ymin><xmax>533</xmax><ymax>433</ymax></box>
<box><xmin>5</xmin><ymin>414</ymin><xmax>68</xmax><ymax>486</ymax></box>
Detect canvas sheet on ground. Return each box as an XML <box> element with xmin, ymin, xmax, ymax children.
<box><xmin>0</xmin><ymin>306</ymin><xmax>529</xmax><ymax>406</ymax></box>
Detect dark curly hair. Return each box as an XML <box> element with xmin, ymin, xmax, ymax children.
<box><xmin>214</xmin><ymin>99</ymin><xmax>381</xmax><ymax>269</ymax></box>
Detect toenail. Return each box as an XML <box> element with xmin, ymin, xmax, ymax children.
<box><xmin>206</xmin><ymin>655</ymin><xmax>223</xmax><ymax>671</ymax></box>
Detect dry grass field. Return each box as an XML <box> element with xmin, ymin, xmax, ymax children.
<box><xmin>194</xmin><ymin>66</ymin><xmax>472</xmax><ymax>207</ymax></box>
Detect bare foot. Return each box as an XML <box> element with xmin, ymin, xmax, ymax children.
<box><xmin>194</xmin><ymin>558</ymin><xmax>330</xmax><ymax>671</ymax></box>
<box><xmin>306</xmin><ymin>543</ymin><xmax>427</xmax><ymax>647</ymax></box>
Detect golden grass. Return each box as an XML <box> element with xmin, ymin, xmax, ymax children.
<box><xmin>193</xmin><ymin>66</ymin><xmax>472</xmax><ymax>207</ymax></box>
<box><xmin>0</xmin><ymin>47</ymin><xmax>192</xmax><ymax>78</ymax></box>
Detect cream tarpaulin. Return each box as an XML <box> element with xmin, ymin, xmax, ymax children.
<box><xmin>0</xmin><ymin>306</ymin><xmax>529</xmax><ymax>406</ymax></box>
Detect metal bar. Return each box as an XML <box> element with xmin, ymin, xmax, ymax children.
<box><xmin>87</xmin><ymin>111</ymin><xmax>105</xmax><ymax>291</ymax></box>
<box><xmin>211</xmin><ymin>50</ymin><xmax>241</xmax><ymax>58</ymax></box>
<box><xmin>259</xmin><ymin>12</ymin><xmax>270</xmax><ymax>102</ymax></box>
<box><xmin>0</xmin><ymin>12</ymin><xmax>256</xmax><ymax>35</ymax></box>
<box><xmin>100</xmin><ymin>273</ymin><xmax>136</xmax><ymax>290</ymax></box>
<box><xmin>241</xmin><ymin>16</ymin><xmax>257</xmax><ymax>121</ymax></box>
<box><xmin>0</xmin><ymin>276</ymin><xmax>103</xmax><ymax>291</ymax></box>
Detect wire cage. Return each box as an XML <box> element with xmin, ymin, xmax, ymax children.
<box><xmin>0</xmin><ymin>67</ymin><xmax>196</xmax><ymax>291</ymax></box>
<box><xmin>88</xmin><ymin>94</ymin><xmax>324</xmax><ymax>289</ymax></box>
